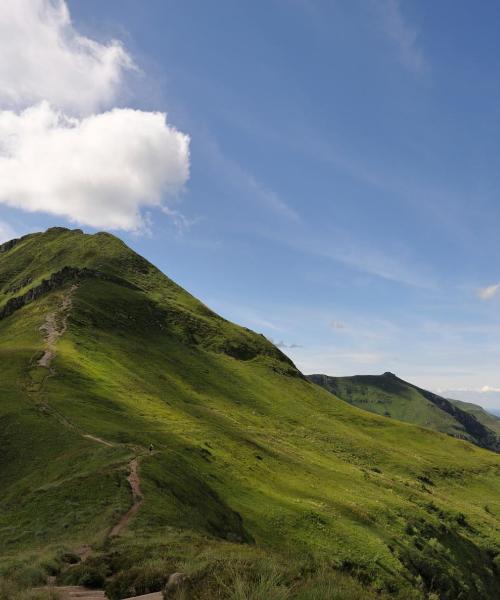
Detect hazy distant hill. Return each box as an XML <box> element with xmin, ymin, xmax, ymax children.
<box><xmin>449</xmin><ymin>398</ymin><xmax>500</xmax><ymax>435</ymax></box>
<box><xmin>308</xmin><ymin>372</ymin><xmax>500</xmax><ymax>452</ymax></box>
<box><xmin>442</xmin><ymin>388</ymin><xmax>500</xmax><ymax>417</ymax></box>
<box><xmin>1</xmin><ymin>228</ymin><xmax>499</xmax><ymax>599</ymax></box>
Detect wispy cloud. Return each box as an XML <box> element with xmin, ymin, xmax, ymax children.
<box><xmin>0</xmin><ymin>219</ymin><xmax>16</xmax><ymax>243</ymax></box>
<box><xmin>272</xmin><ymin>231</ymin><xmax>436</xmax><ymax>288</ymax></box>
<box><xmin>209</xmin><ymin>302</ymin><xmax>284</xmax><ymax>333</ymax></box>
<box><xmin>201</xmin><ymin>134</ymin><xmax>300</xmax><ymax>223</ymax></box>
<box><xmin>273</xmin><ymin>340</ymin><xmax>302</xmax><ymax>349</ymax></box>
<box><xmin>332</xmin><ymin>243</ymin><xmax>433</xmax><ymax>288</ymax></box>
<box><xmin>478</xmin><ymin>283</ymin><xmax>500</xmax><ymax>300</ymax></box>
<box><xmin>373</xmin><ymin>0</ymin><xmax>426</xmax><ymax>74</ymax></box>
<box><xmin>290</xmin><ymin>346</ymin><xmax>388</xmax><ymax>376</ymax></box>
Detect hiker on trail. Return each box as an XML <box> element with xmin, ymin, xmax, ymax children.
<box><xmin>149</xmin><ymin>443</ymin><xmax>154</xmax><ymax>454</ymax></box>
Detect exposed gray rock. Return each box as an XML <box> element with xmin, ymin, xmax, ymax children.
<box><xmin>163</xmin><ymin>572</ymin><xmax>187</xmax><ymax>597</ymax></box>
<box><xmin>0</xmin><ymin>266</ymin><xmax>140</xmax><ymax>321</ymax></box>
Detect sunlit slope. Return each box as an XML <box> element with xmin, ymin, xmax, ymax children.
<box><xmin>1</xmin><ymin>228</ymin><xmax>499</xmax><ymax>598</ymax></box>
<box><xmin>309</xmin><ymin>372</ymin><xmax>500</xmax><ymax>452</ymax></box>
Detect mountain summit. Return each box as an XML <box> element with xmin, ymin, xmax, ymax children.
<box><xmin>1</xmin><ymin>228</ymin><xmax>500</xmax><ymax>599</ymax></box>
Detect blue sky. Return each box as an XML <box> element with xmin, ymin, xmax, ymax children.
<box><xmin>1</xmin><ymin>1</ymin><xmax>500</xmax><ymax>409</ymax></box>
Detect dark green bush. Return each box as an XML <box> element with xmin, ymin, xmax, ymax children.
<box><xmin>105</xmin><ymin>564</ymin><xmax>167</xmax><ymax>600</ymax></box>
<box><xmin>58</xmin><ymin>560</ymin><xmax>108</xmax><ymax>589</ymax></box>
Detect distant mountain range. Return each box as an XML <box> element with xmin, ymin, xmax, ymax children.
<box><xmin>308</xmin><ymin>372</ymin><xmax>500</xmax><ymax>453</ymax></box>
<box><xmin>441</xmin><ymin>388</ymin><xmax>500</xmax><ymax>416</ymax></box>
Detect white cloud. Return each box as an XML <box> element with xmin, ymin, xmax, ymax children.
<box><xmin>374</xmin><ymin>0</ymin><xmax>425</xmax><ymax>73</ymax></box>
<box><xmin>445</xmin><ymin>386</ymin><xmax>500</xmax><ymax>394</ymax></box>
<box><xmin>0</xmin><ymin>1</ymin><xmax>191</xmax><ymax>232</ymax></box>
<box><xmin>0</xmin><ymin>0</ymin><xmax>133</xmax><ymax>115</ymax></box>
<box><xmin>478</xmin><ymin>283</ymin><xmax>500</xmax><ymax>300</ymax></box>
<box><xmin>0</xmin><ymin>103</ymin><xmax>190</xmax><ymax>231</ymax></box>
<box><xmin>480</xmin><ymin>385</ymin><xmax>500</xmax><ymax>393</ymax></box>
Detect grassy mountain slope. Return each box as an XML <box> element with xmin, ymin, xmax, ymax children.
<box><xmin>1</xmin><ymin>228</ymin><xmax>500</xmax><ymax>599</ymax></box>
<box><xmin>308</xmin><ymin>372</ymin><xmax>500</xmax><ymax>452</ymax></box>
<box><xmin>449</xmin><ymin>399</ymin><xmax>500</xmax><ymax>435</ymax></box>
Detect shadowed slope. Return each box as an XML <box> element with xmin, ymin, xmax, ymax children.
<box><xmin>450</xmin><ymin>398</ymin><xmax>500</xmax><ymax>435</ymax></box>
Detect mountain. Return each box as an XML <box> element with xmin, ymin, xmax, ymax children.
<box><xmin>449</xmin><ymin>399</ymin><xmax>500</xmax><ymax>436</ymax></box>
<box><xmin>308</xmin><ymin>372</ymin><xmax>500</xmax><ymax>453</ymax></box>
<box><xmin>1</xmin><ymin>228</ymin><xmax>500</xmax><ymax>599</ymax></box>
<box><xmin>443</xmin><ymin>388</ymin><xmax>500</xmax><ymax>415</ymax></box>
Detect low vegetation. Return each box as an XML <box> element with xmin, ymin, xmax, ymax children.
<box><xmin>1</xmin><ymin>228</ymin><xmax>499</xmax><ymax>598</ymax></box>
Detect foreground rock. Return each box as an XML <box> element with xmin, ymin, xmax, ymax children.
<box><xmin>37</xmin><ymin>587</ymin><xmax>162</xmax><ymax>600</ymax></box>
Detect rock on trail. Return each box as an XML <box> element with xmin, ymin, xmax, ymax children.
<box><xmin>46</xmin><ymin>587</ymin><xmax>162</xmax><ymax>599</ymax></box>
<box><xmin>124</xmin><ymin>594</ymin><xmax>163</xmax><ymax>600</ymax></box>
<box><xmin>41</xmin><ymin>587</ymin><xmax>106</xmax><ymax>599</ymax></box>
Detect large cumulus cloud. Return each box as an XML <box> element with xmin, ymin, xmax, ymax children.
<box><xmin>0</xmin><ymin>0</ymin><xmax>190</xmax><ymax>231</ymax></box>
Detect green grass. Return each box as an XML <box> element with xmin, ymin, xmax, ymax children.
<box><xmin>1</xmin><ymin>228</ymin><xmax>499</xmax><ymax>599</ymax></box>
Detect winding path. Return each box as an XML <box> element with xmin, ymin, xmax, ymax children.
<box><xmin>109</xmin><ymin>458</ymin><xmax>144</xmax><ymax>537</ymax></box>
<box><xmin>38</xmin><ymin>284</ymin><xmax>77</xmax><ymax>368</ymax></box>
<box><xmin>29</xmin><ymin>284</ymin><xmax>149</xmax><ymax>540</ymax></box>
<box><xmin>29</xmin><ymin>285</ymin><xmax>159</xmax><ymax>599</ymax></box>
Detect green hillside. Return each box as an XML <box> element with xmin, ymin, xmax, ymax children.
<box><xmin>1</xmin><ymin>228</ymin><xmax>500</xmax><ymax>599</ymax></box>
<box><xmin>449</xmin><ymin>399</ymin><xmax>500</xmax><ymax>436</ymax></box>
<box><xmin>308</xmin><ymin>373</ymin><xmax>500</xmax><ymax>452</ymax></box>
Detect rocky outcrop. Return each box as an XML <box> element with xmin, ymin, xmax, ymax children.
<box><xmin>5</xmin><ymin>275</ymin><xmax>33</xmax><ymax>295</ymax></box>
<box><xmin>0</xmin><ymin>235</ymin><xmax>25</xmax><ymax>254</ymax></box>
<box><xmin>0</xmin><ymin>266</ymin><xmax>139</xmax><ymax>321</ymax></box>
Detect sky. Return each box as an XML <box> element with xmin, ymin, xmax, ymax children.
<box><xmin>1</xmin><ymin>1</ymin><xmax>500</xmax><ymax>410</ymax></box>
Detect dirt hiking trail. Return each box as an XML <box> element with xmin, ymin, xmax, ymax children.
<box><xmin>38</xmin><ymin>284</ymin><xmax>78</xmax><ymax>368</ymax></box>
<box><xmin>27</xmin><ymin>284</ymin><xmax>152</xmax><ymax>546</ymax></box>
<box><xmin>109</xmin><ymin>458</ymin><xmax>144</xmax><ymax>537</ymax></box>
<box><xmin>27</xmin><ymin>284</ymin><xmax>160</xmax><ymax>599</ymax></box>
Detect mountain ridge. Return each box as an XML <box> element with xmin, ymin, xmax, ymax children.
<box><xmin>1</xmin><ymin>227</ymin><xmax>500</xmax><ymax>599</ymax></box>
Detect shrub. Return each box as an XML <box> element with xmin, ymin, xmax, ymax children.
<box><xmin>0</xmin><ymin>577</ymin><xmax>59</xmax><ymax>600</ymax></box>
<box><xmin>106</xmin><ymin>564</ymin><xmax>168</xmax><ymax>600</ymax></box>
<box><xmin>58</xmin><ymin>560</ymin><xmax>108</xmax><ymax>589</ymax></box>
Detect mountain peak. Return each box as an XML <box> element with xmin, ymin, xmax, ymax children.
<box><xmin>0</xmin><ymin>227</ymin><xmax>300</xmax><ymax>373</ymax></box>
<box><xmin>2</xmin><ymin>229</ymin><xmax>500</xmax><ymax>598</ymax></box>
